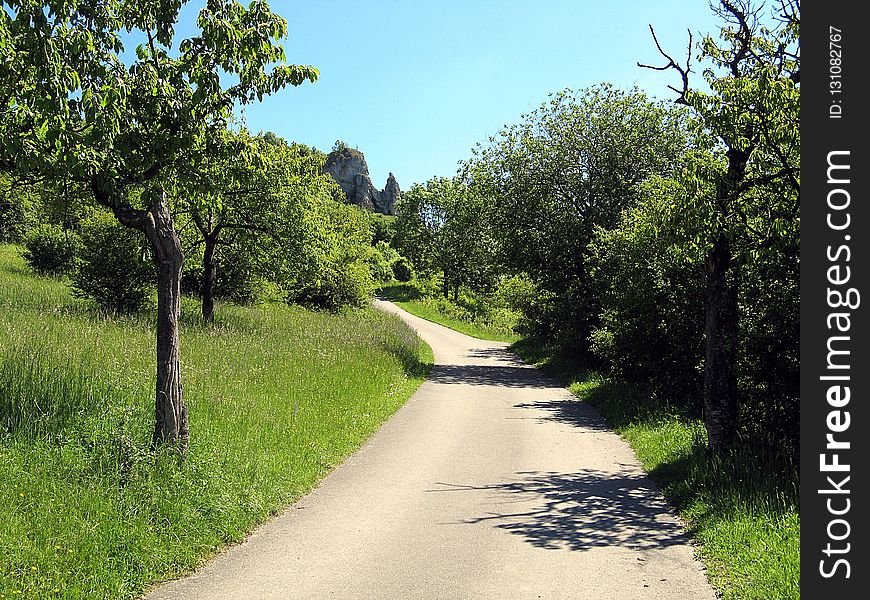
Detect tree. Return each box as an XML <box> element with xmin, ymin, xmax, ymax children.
<box><xmin>182</xmin><ymin>129</ymin><xmax>333</xmax><ymax>322</ymax></box>
<box><xmin>640</xmin><ymin>0</ymin><xmax>799</xmax><ymax>452</ymax></box>
<box><xmin>394</xmin><ymin>176</ymin><xmax>490</xmax><ymax>300</ymax></box>
<box><xmin>464</xmin><ymin>85</ymin><xmax>691</xmax><ymax>344</ymax></box>
<box><xmin>0</xmin><ymin>1</ymin><xmax>318</xmax><ymax>449</ymax></box>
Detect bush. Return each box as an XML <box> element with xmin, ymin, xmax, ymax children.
<box><xmin>22</xmin><ymin>223</ymin><xmax>80</xmax><ymax>275</ymax></box>
<box><xmin>363</xmin><ymin>244</ymin><xmax>395</xmax><ymax>283</ymax></box>
<box><xmin>0</xmin><ymin>183</ymin><xmax>37</xmax><ymax>243</ymax></box>
<box><xmin>213</xmin><ymin>243</ymin><xmax>269</xmax><ymax>304</ymax></box>
<box><xmin>588</xmin><ymin>186</ymin><xmax>705</xmax><ymax>408</ymax></box>
<box><xmin>294</xmin><ymin>261</ymin><xmax>373</xmax><ymax>311</ymax></box>
<box><xmin>70</xmin><ymin>213</ymin><xmax>154</xmax><ymax>313</ymax></box>
<box><xmin>391</xmin><ymin>256</ymin><xmax>413</xmax><ymax>282</ymax></box>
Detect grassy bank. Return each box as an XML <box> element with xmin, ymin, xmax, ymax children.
<box><xmin>378</xmin><ymin>283</ymin><xmax>520</xmax><ymax>343</ymax></box>
<box><xmin>511</xmin><ymin>339</ymin><xmax>799</xmax><ymax>599</ymax></box>
<box><xmin>0</xmin><ymin>245</ymin><xmax>432</xmax><ymax>600</ymax></box>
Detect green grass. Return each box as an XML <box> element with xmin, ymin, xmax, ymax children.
<box><xmin>0</xmin><ymin>245</ymin><xmax>433</xmax><ymax>600</ymax></box>
<box><xmin>512</xmin><ymin>338</ymin><xmax>799</xmax><ymax>600</ymax></box>
<box><xmin>378</xmin><ymin>283</ymin><xmax>520</xmax><ymax>343</ymax></box>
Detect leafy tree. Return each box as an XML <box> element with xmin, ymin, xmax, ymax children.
<box><xmin>394</xmin><ymin>176</ymin><xmax>491</xmax><ymax>300</ymax></box>
<box><xmin>286</xmin><ymin>202</ymin><xmax>375</xmax><ymax>310</ymax></box>
<box><xmin>589</xmin><ymin>177</ymin><xmax>706</xmax><ymax>406</ymax></box>
<box><xmin>640</xmin><ymin>0</ymin><xmax>799</xmax><ymax>452</ymax></box>
<box><xmin>464</xmin><ymin>85</ymin><xmax>691</xmax><ymax>345</ymax></box>
<box><xmin>0</xmin><ymin>1</ymin><xmax>318</xmax><ymax>449</ymax></box>
<box><xmin>182</xmin><ymin>129</ymin><xmax>334</xmax><ymax>321</ymax></box>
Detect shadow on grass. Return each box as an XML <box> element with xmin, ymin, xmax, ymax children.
<box><xmin>429</xmin><ymin>469</ymin><xmax>689</xmax><ymax>551</ymax></box>
<box><xmin>376</xmin><ymin>283</ymin><xmax>419</xmax><ymax>303</ymax></box>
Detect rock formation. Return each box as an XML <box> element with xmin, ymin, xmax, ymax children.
<box><xmin>322</xmin><ymin>147</ymin><xmax>399</xmax><ymax>215</ymax></box>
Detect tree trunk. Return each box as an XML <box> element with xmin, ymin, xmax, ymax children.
<box><xmin>143</xmin><ymin>196</ymin><xmax>188</xmax><ymax>450</ymax></box>
<box><xmin>703</xmin><ymin>235</ymin><xmax>738</xmax><ymax>454</ymax></box>
<box><xmin>202</xmin><ymin>235</ymin><xmax>218</xmax><ymax>323</ymax></box>
<box><xmin>442</xmin><ymin>271</ymin><xmax>449</xmax><ymax>298</ymax></box>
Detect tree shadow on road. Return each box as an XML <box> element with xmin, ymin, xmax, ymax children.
<box><xmin>511</xmin><ymin>398</ymin><xmax>612</xmax><ymax>431</ymax></box>
<box><xmin>427</xmin><ymin>364</ymin><xmax>558</xmax><ymax>389</ymax></box>
<box><xmin>428</xmin><ymin>470</ymin><xmax>690</xmax><ymax>551</ymax></box>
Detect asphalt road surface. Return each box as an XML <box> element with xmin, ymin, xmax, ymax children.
<box><xmin>144</xmin><ymin>300</ymin><xmax>716</xmax><ymax>600</ymax></box>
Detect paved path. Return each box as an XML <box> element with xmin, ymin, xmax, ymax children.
<box><xmin>144</xmin><ymin>300</ymin><xmax>715</xmax><ymax>599</ymax></box>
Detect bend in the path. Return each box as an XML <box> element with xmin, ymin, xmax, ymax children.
<box><xmin>143</xmin><ymin>300</ymin><xmax>716</xmax><ymax>600</ymax></box>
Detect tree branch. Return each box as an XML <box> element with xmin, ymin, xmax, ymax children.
<box><xmin>638</xmin><ymin>25</ymin><xmax>692</xmax><ymax>104</ymax></box>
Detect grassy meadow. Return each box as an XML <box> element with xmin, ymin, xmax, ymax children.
<box><xmin>0</xmin><ymin>245</ymin><xmax>432</xmax><ymax>599</ymax></box>
<box><xmin>378</xmin><ymin>283</ymin><xmax>520</xmax><ymax>343</ymax></box>
<box><xmin>512</xmin><ymin>339</ymin><xmax>799</xmax><ymax>599</ymax></box>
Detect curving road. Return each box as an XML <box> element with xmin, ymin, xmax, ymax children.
<box><xmin>144</xmin><ymin>300</ymin><xmax>716</xmax><ymax>600</ymax></box>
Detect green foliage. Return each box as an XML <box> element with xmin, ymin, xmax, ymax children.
<box><xmin>364</xmin><ymin>241</ymin><xmax>399</xmax><ymax>283</ymax></box>
<box><xmin>213</xmin><ymin>243</ymin><xmax>270</xmax><ymax>304</ymax></box>
<box><xmin>394</xmin><ymin>176</ymin><xmax>493</xmax><ymax>297</ymax></box>
<box><xmin>369</xmin><ymin>213</ymin><xmax>397</xmax><ymax>245</ymax></box>
<box><xmin>295</xmin><ymin>261</ymin><xmax>373</xmax><ymax>311</ymax></box>
<box><xmin>0</xmin><ymin>176</ymin><xmax>37</xmax><ymax>242</ymax></box>
<box><xmin>590</xmin><ymin>170</ymin><xmax>799</xmax><ymax>449</ymax></box>
<box><xmin>391</xmin><ymin>256</ymin><xmax>413</xmax><ymax>282</ymax></box>
<box><xmin>70</xmin><ymin>213</ymin><xmax>154</xmax><ymax>313</ymax></box>
<box><xmin>589</xmin><ymin>178</ymin><xmax>705</xmax><ymax>406</ymax></box>
<box><xmin>464</xmin><ymin>84</ymin><xmax>692</xmax><ymax>345</ymax></box>
<box><xmin>22</xmin><ymin>223</ymin><xmax>80</xmax><ymax>275</ymax></box>
<box><xmin>282</xmin><ymin>203</ymin><xmax>376</xmax><ymax>311</ymax></box>
<box><xmin>180</xmin><ymin>129</ymin><xmax>378</xmax><ymax>314</ymax></box>
<box><xmin>639</xmin><ymin>0</ymin><xmax>800</xmax><ymax>451</ymax></box>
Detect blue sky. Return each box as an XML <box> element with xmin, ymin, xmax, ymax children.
<box><xmin>176</xmin><ymin>1</ymin><xmax>726</xmax><ymax>189</ymax></box>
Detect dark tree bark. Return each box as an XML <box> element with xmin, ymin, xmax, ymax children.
<box><xmin>702</xmin><ymin>148</ymin><xmax>748</xmax><ymax>454</ymax></box>
<box><xmin>101</xmin><ymin>181</ymin><xmax>188</xmax><ymax>450</ymax></box>
<box><xmin>201</xmin><ymin>233</ymin><xmax>219</xmax><ymax>323</ymax></box>
<box><xmin>141</xmin><ymin>197</ymin><xmax>188</xmax><ymax>449</ymax></box>
<box><xmin>703</xmin><ymin>235</ymin><xmax>739</xmax><ymax>452</ymax></box>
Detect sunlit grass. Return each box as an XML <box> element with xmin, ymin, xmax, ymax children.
<box><xmin>0</xmin><ymin>245</ymin><xmax>432</xmax><ymax>599</ymax></box>
<box><xmin>378</xmin><ymin>283</ymin><xmax>520</xmax><ymax>343</ymax></box>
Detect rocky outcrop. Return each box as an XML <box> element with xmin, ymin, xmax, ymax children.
<box><xmin>322</xmin><ymin>147</ymin><xmax>399</xmax><ymax>215</ymax></box>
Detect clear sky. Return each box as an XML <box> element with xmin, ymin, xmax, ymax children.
<box><xmin>177</xmin><ymin>1</ymin><xmax>726</xmax><ymax>190</ymax></box>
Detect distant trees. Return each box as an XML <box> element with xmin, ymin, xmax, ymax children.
<box><xmin>394</xmin><ymin>177</ymin><xmax>491</xmax><ymax>300</ymax></box>
<box><xmin>0</xmin><ymin>1</ymin><xmax>318</xmax><ymax>449</ymax></box>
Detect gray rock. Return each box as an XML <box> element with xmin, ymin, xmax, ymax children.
<box><xmin>322</xmin><ymin>147</ymin><xmax>399</xmax><ymax>215</ymax></box>
<box><xmin>377</xmin><ymin>172</ymin><xmax>400</xmax><ymax>216</ymax></box>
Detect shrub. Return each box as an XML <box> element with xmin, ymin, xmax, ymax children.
<box><xmin>363</xmin><ymin>245</ymin><xmax>394</xmax><ymax>283</ymax></box>
<box><xmin>213</xmin><ymin>243</ymin><xmax>269</xmax><ymax>304</ymax></box>
<box><xmin>294</xmin><ymin>261</ymin><xmax>373</xmax><ymax>311</ymax></box>
<box><xmin>0</xmin><ymin>184</ymin><xmax>36</xmax><ymax>243</ymax></box>
<box><xmin>22</xmin><ymin>223</ymin><xmax>80</xmax><ymax>275</ymax></box>
<box><xmin>391</xmin><ymin>256</ymin><xmax>413</xmax><ymax>282</ymax></box>
<box><xmin>588</xmin><ymin>187</ymin><xmax>705</xmax><ymax>408</ymax></box>
<box><xmin>71</xmin><ymin>213</ymin><xmax>154</xmax><ymax>313</ymax></box>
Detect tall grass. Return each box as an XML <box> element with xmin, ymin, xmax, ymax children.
<box><xmin>512</xmin><ymin>339</ymin><xmax>799</xmax><ymax>600</ymax></box>
<box><xmin>378</xmin><ymin>283</ymin><xmax>520</xmax><ymax>343</ymax></box>
<box><xmin>0</xmin><ymin>245</ymin><xmax>432</xmax><ymax>599</ymax></box>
